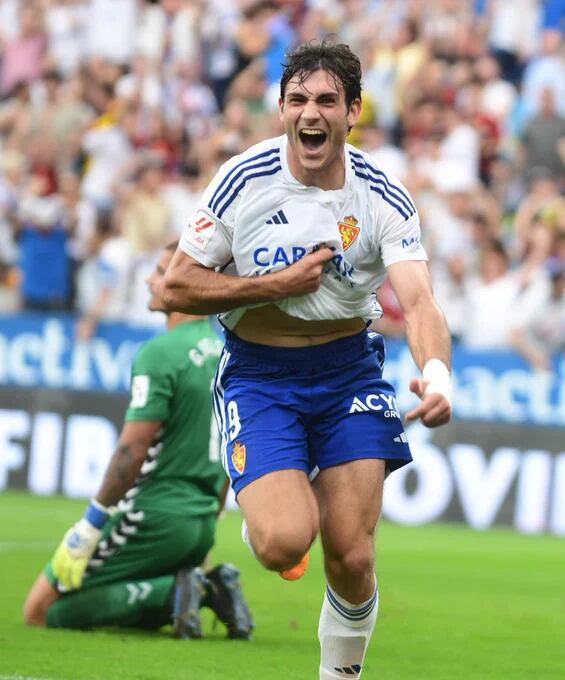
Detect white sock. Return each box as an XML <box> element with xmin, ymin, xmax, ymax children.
<box><xmin>241</xmin><ymin>519</ymin><xmax>258</xmax><ymax>559</ymax></box>
<box><xmin>318</xmin><ymin>582</ymin><xmax>378</xmax><ymax>679</ymax></box>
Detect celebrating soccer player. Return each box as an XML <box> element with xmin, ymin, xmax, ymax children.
<box><xmin>24</xmin><ymin>241</ymin><xmax>254</xmax><ymax>640</ymax></box>
<box><xmin>161</xmin><ymin>41</ymin><xmax>452</xmax><ymax>678</ymax></box>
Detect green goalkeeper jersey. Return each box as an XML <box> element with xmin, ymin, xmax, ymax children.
<box><xmin>124</xmin><ymin>318</ymin><xmax>225</xmax><ymax>516</ymax></box>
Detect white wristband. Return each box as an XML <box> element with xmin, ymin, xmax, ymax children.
<box><xmin>422</xmin><ymin>359</ymin><xmax>452</xmax><ymax>402</ymax></box>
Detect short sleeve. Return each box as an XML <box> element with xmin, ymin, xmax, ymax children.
<box><xmin>179</xmin><ymin>207</ymin><xmax>233</xmax><ymax>268</ymax></box>
<box><xmin>179</xmin><ymin>159</ymin><xmax>239</xmax><ymax>268</ymax></box>
<box><xmin>125</xmin><ymin>343</ymin><xmax>173</xmax><ymax>422</ymax></box>
<box><xmin>379</xmin><ymin>211</ymin><xmax>428</xmax><ymax>267</ymax></box>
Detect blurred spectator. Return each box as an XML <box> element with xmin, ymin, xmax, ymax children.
<box><xmin>0</xmin><ymin>4</ymin><xmax>48</xmax><ymax>97</ymax></box>
<box><xmin>0</xmin><ymin>0</ymin><xmax>20</xmax><ymax>43</ymax></box>
<box><xmin>0</xmin><ymin>81</ymin><xmax>34</xmax><ymax>150</ymax></box>
<box><xmin>16</xmin><ymin>174</ymin><xmax>72</xmax><ymax>311</ymax></box>
<box><xmin>25</xmin><ymin>132</ymin><xmax>59</xmax><ymax>196</ymax></box>
<box><xmin>199</xmin><ymin>0</ymin><xmax>250</xmax><ymax>110</ymax></box>
<box><xmin>0</xmin><ymin>149</ymin><xmax>24</xmax><ymax>267</ymax></box>
<box><xmin>161</xmin><ymin>162</ymin><xmax>203</xmax><ymax>235</ymax></box>
<box><xmin>76</xmin><ymin>203</ymin><xmax>165</xmax><ymax>340</ymax></box>
<box><xmin>75</xmin><ymin>210</ymin><xmax>135</xmax><ymax>339</ymax></box>
<box><xmin>115</xmin><ymin>54</ymin><xmax>162</xmax><ymax>111</ymax></box>
<box><xmin>460</xmin><ymin>238</ymin><xmax>550</xmax><ymax>350</ymax></box>
<box><xmin>513</xmin><ymin>170</ymin><xmax>562</xmax><ymax>261</ymax></box>
<box><xmin>44</xmin><ymin>0</ymin><xmax>87</xmax><ymax>78</ymax></box>
<box><xmin>122</xmin><ymin>160</ymin><xmax>171</xmax><ymax>255</ymax></box>
<box><xmin>432</xmin><ymin>253</ymin><xmax>467</xmax><ymax>343</ymax></box>
<box><xmin>486</xmin><ymin>0</ymin><xmax>540</xmax><ymax>86</ymax></box>
<box><xmin>60</xmin><ymin>170</ymin><xmax>97</xmax><ymax>268</ymax></box>
<box><xmin>522</xmin><ymin>29</ymin><xmax>565</xmax><ymax>120</ymax></box>
<box><xmin>80</xmin><ymin>82</ymin><xmax>133</xmax><ymax>210</ymax></box>
<box><xmin>84</xmin><ymin>0</ymin><xmax>137</xmax><ymax>65</ymax></box>
<box><xmin>520</xmin><ymin>88</ymin><xmax>565</xmax><ymax>179</ymax></box>
<box><xmin>0</xmin><ymin>0</ymin><xmax>562</xmax><ymax>361</ymax></box>
<box><xmin>171</xmin><ymin>58</ymin><xmax>218</xmax><ymax>139</ymax></box>
<box><xmin>135</xmin><ymin>0</ymin><xmax>200</xmax><ymax>66</ymax></box>
<box><xmin>474</xmin><ymin>55</ymin><xmax>517</xmax><ymax>134</ymax></box>
<box><xmin>510</xmin><ymin>258</ymin><xmax>565</xmax><ymax>371</ymax></box>
<box><xmin>236</xmin><ymin>1</ymin><xmax>296</xmax><ymax>86</ymax></box>
<box><xmin>363</xmin><ymin>125</ymin><xmax>408</xmax><ymax>180</ymax></box>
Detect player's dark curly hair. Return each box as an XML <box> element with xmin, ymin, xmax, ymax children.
<box><xmin>280</xmin><ymin>41</ymin><xmax>362</xmax><ymax>109</ymax></box>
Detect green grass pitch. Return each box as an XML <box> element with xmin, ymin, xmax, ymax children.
<box><xmin>1</xmin><ymin>491</ymin><xmax>563</xmax><ymax>680</ymax></box>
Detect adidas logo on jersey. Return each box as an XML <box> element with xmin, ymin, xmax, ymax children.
<box><xmin>266</xmin><ymin>209</ymin><xmax>289</xmax><ymax>225</ymax></box>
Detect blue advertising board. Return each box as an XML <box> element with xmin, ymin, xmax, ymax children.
<box><xmin>0</xmin><ymin>313</ymin><xmax>563</xmax><ymax>426</ymax></box>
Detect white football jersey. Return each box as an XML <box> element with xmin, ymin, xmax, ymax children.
<box><xmin>180</xmin><ymin>135</ymin><xmax>427</xmax><ymax>329</ymax></box>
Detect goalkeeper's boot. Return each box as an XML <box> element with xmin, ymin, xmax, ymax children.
<box><xmin>204</xmin><ymin>564</ymin><xmax>255</xmax><ymax>640</ymax></box>
<box><xmin>172</xmin><ymin>567</ymin><xmax>208</xmax><ymax>639</ymax></box>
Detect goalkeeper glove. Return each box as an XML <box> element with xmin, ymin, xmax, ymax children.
<box><xmin>52</xmin><ymin>499</ymin><xmax>109</xmax><ymax>590</ymax></box>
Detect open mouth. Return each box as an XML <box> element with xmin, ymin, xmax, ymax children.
<box><xmin>298</xmin><ymin>128</ymin><xmax>327</xmax><ymax>152</ymax></box>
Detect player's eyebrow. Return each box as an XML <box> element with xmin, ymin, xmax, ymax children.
<box><xmin>287</xmin><ymin>89</ymin><xmax>339</xmax><ymax>98</ymax></box>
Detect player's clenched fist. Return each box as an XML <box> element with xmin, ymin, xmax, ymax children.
<box><xmin>275</xmin><ymin>246</ymin><xmax>334</xmax><ymax>297</ymax></box>
<box><xmin>52</xmin><ymin>500</ymin><xmax>109</xmax><ymax>590</ymax></box>
<box><xmin>405</xmin><ymin>359</ymin><xmax>452</xmax><ymax>428</ymax></box>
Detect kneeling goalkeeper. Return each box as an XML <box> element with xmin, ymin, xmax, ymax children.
<box><xmin>23</xmin><ymin>241</ymin><xmax>254</xmax><ymax>640</ymax></box>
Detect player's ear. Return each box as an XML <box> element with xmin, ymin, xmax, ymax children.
<box><xmin>347</xmin><ymin>98</ymin><xmax>362</xmax><ymax>129</ymax></box>
<box><xmin>278</xmin><ymin>97</ymin><xmax>284</xmax><ymax>121</ymax></box>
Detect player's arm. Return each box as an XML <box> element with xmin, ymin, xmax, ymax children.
<box><xmin>386</xmin><ymin>260</ymin><xmax>452</xmax><ymax>427</ymax></box>
<box><xmin>161</xmin><ymin>247</ymin><xmax>334</xmax><ymax>315</ymax></box>
<box><xmin>51</xmin><ymin>420</ymin><xmax>161</xmax><ymax>590</ymax></box>
<box><xmin>95</xmin><ymin>420</ymin><xmax>161</xmax><ymax>506</ymax></box>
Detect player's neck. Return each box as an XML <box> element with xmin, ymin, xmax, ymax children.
<box><xmin>167</xmin><ymin>311</ymin><xmax>204</xmax><ymax>329</ymax></box>
<box><xmin>287</xmin><ymin>148</ymin><xmax>346</xmax><ymax>190</ymax></box>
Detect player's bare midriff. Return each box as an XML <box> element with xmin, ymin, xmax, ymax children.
<box><xmin>234</xmin><ymin>305</ymin><xmax>365</xmax><ymax>347</ymax></box>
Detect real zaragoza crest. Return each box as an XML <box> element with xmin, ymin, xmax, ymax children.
<box><xmin>338</xmin><ymin>215</ymin><xmax>360</xmax><ymax>250</ymax></box>
<box><xmin>231</xmin><ymin>441</ymin><xmax>246</xmax><ymax>474</ymax></box>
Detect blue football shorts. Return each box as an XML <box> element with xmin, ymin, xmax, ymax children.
<box><xmin>213</xmin><ymin>329</ymin><xmax>413</xmax><ymax>494</ymax></box>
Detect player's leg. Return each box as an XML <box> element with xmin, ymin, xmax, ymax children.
<box><xmin>307</xmin><ymin>331</ymin><xmax>411</xmax><ymax>679</ymax></box>
<box><xmin>237</xmin><ymin>468</ymin><xmax>319</xmax><ymax>572</ymax></box>
<box><xmin>24</xmin><ymin>565</ymin><xmax>176</xmax><ymax>630</ymax></box>
<box><xmin>45</xmin><ymin>574</ymin><xmax>176</xmax><ymax>629</ymax></box>
<box><xmin>30</xmin><ymin>511</ymin><xmax>216</xmax><ymax>632</ymax></box>
<box><xmin>214</xmin><ymin>334</ymin><xmax>319</xmax><ymax>573</ymax></box>
<box><xmin>315</xmin><ymin>459</ymin><xmax>384</xmax><ymax>602</ymax></box>
<box><xmin>313</xmin><ymin>459</ymin><xmax>385</xmax><ymax>680</ymax></box>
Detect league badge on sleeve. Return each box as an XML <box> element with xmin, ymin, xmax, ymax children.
<box><xmin>185</xmin><ymin>210</ymin><xmax>217</xmax><ymax>251</ymax></box>
<box><xmin>130</xmin><ymin>375</ymin><xmax>150</xmax><ymax>408</ymax></box>
<box><xmin>231</xmin><ymin>441</ymin><xmax>246</xmax><ymax>474</ymax></box>
<box><xmin>338</xmin><ymin>215</ymin><xmax>360</xmax><ymax>251</ymax></box>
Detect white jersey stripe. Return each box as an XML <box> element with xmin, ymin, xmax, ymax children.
<box><xmin>352</xmin><ymin>165</ymin><xmax>412</xmax><ymax>220</ymax></box>
<box><xmin>350</xmin><ymin>150</ymin><xmax>416</xmax><ymax>213</ymax></box>
<box><xmin>208</xmin><ymin>148</ymin><xmax>280</xmax><ymax>214</ymax></box>
<box><xmin>215</xmin><ymin>163</ymin><xmax>283</xmax><ymax>219</ymax></box>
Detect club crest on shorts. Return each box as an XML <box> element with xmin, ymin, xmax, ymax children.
<box><xmin>231</xmin><ymin>441</ymin><xmax>246</xmax><ymax>474</ymax></box>
<box><xmin>338</xmin><ymin>215</ymin><xmax>360</xmax><ymax>250</ymax></box>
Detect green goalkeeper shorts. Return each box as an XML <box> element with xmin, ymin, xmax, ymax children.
<box><xmin>45</xmin><ymin>508</ymin><xmax>217</xmax><ymax>591</ymax></box>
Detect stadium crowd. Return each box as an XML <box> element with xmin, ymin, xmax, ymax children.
<box><xmin>0</xmin><ymin>0</ymin><xmax>563</xmax><ymax>366</ymax></box>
